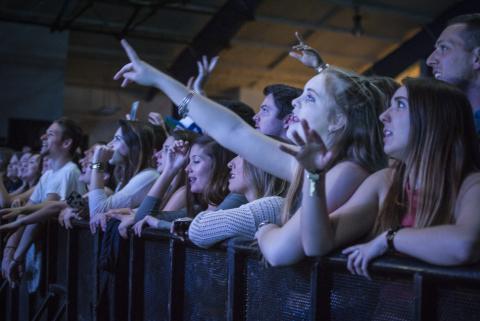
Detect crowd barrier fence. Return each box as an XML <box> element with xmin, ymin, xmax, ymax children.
<box><xmin>1</xmin><ymin>219</ymin><xmax>480</xmax><ymax>321</ymax></box>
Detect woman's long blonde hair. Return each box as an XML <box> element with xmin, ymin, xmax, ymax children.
<box><xmin>282</xmin><ymin>67</ymin><xmax>390</xmax><ymax>223</ymax></box>
<box><xmin>373</xmin><ymin>78</ymin><xmax>480</xmax><ymax>234</ymax></box>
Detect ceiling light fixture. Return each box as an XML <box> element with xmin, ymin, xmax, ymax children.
<box><xmin>352</xmin><ymin>6</ymin><xmax>364</xmax><ymax>37</ymax></box>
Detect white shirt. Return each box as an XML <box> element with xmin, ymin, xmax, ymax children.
<box><xmin>30</xmin><ymin>161</ymin><xmax>86</xmax><ymax>204</ymax></box>
<box><xmin>88</xmin><ymin>168</ymin><xmax>159</xmax><ymax>216</ymax></box>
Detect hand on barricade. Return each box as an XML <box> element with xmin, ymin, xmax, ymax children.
<box><xmin>11</xmin><ymin>197</ymin><xmax>25</xmax><ymax>208</ymax></box>
<box><xmin>104</xmin><ymin>208</ymin><xmax>135</xmax><ymax>239</ymax></box>
<box><xmin>58</xmin><ymin>207</ymin><xmax>82</xmax><ymax>229</ymax></box>
<box><xmin>0</xmin><ymin>207</ymin><xmax>24</xmax><ymax>220</ymax></box>
<box><xmin>342</xmin><ymin>232</ymin><xmax>389</xmax><ymax>280</ymax></box>
<box><xmin>89</xmin><ymin>213</ymin><xmax>109</xmax><ymax>234</ymax></box>
<box><xmin>132</xmin><ymin>215</ymin><xmax>159</xmax><ymax>237</ymax></box>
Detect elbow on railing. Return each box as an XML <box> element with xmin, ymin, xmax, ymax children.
<box><xmin>302</xmin><ymin>238</ymin><xmax>335</xmax><ymax>258</ymax></box>
<box><xmin>261</xmin><ymin>245</ymin><xmax>304</xmax><ymax>267</ymax></box>
<box><xmin>451</xmin><ymin>236</ymin><xmax>480</xmax><ymax>265</ymax></box>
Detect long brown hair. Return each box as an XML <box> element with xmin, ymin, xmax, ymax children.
<box><xmin>157</xmin><ymin>130</ymin><xmax>199</xmax><ymax>210</ymax></box>
<box><xmin>282</xmin><ymin>67</ymin><xmax>389</xmax><ymax>223</ymax></box>
<box><xmin>373</xmin><ymin>78</ymin><xmax>480</xmax><ymax>234</ymax></box>
<box><xmin>117</xmin><ymin>120</ymin><xmax>155</xmax><ymax>185</ymax></box>
<box><xmin>186</xmin><ymin>135</ymin><xmax>235</xmax><ymax>217</ymax></box>
<box><xmin>243</xmin><ymin>159</ymin><xmax>289</xmax><ymax>199</ymax></box>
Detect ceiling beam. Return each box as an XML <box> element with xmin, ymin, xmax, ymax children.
<box><xmin>322</xmin><ymin>0</ymin><xmax>432</xmax><ymax>22</ymax></box>
<box><xmin>0</xmin><ymin>8</ymin><xmax>191</xmax><ymax>44</ymax></box>
<box><xmin>231</xmin><ymin>38</ymin><xmax>374</xmax><ymax>62</ymax></box>
<box><xmin>364</xmin><ymin>0</ymin><xmax>480</xmax><ymax>77</ymax></box>
<box><xmin>167</xmin><ymin>0</ymin><xmax>260</xmax><ymax>83</ymax></box>
<box><xmin>255</xmin><ymin>14</ymin><xmax>401</xmax><ymax>43</ymax></box>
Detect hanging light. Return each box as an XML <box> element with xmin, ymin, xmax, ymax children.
<box><xmin>352</xmin><ymin>6</ymin><xmax>364</xmax><ymax>37</ymax></box>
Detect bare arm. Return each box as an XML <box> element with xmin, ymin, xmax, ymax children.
<box><xmin>256</xmin><ymin>211</ymin><xmax>305</xmax><ymax>266</ymax></box>
<box><xmin>301</xmin><ymin>162</ymin><xmax>372</xmax><ymax>256</ymax></box>
<box><xmin>256</xmin><ymin>163</ymin><xmax>372</xmax><ymax>266</ymax></box>
<box><xmin>114</xmin><ymin>40</ymin><xmax>297</xmax><ymax>181</ymax></box>
<box><xmin>161</xmin><ymin>186</ymin><xmax>186</xmax><ymax>211</ymax></box>
<box><xmin>393</xmin><ymin>173</ymin><xmax>480</xmax><ymax>265</ymax></box>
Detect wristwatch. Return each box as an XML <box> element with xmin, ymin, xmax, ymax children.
<box><xmin>386</xmin><ymin>226</ymin><xmax>403</xmax><ymax>252</ymax></box>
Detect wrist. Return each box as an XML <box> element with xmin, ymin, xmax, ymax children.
<box><xmin>304</xmin><ymin>170</ymin><xmax>325</xmax><ymax>197</ymax></box>
<box><xmin>90</xmin><ymin>162</ymin><xmax>105</xmax><ymax>171</ymax></box>
<box><xmin>386</xmin><ymin>226</ymin><xmax>403</xmax><ymax>252</ymax></box>
<box><xmin>315</xmin><ymin>63</ymin><xmax>329</xmax><ymax>74</ymax></box>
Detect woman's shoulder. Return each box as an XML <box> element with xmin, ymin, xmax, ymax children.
<box><xmin>458</xmin><ymin>172</ymin><xmax>480</xmax><ymax>198</ymax></box>
<box><xmin>329</xmin><ymin>160</ymin><xmax>370</xmax><ymax>178</ymax></box>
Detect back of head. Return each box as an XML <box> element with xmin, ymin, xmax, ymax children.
<box><xmin>54</xmin><ymin>117</ymin><xmax>84</xmax><ymax>158</ymax></box>
<box><xmin>367</xmin><ymin>76</ymin><xmax>400</xmax><ymax>108</ymax></box>
<box><xmin>448</xmin><ymin>14</ymin><xmax>480</xmax><ymax>50</ymax></box>
<box><xmin>216</xmin><ymin>99</ymin><xmax>256</xmax><ymax>127</ymax></box>
<box><xmin>323</xmin><ymin>67</ymin><xmax>388</xmax><ymax>173</ymax></box>
<box><xmin>118</xmin><ymin>120</ymin><xmax>155</xmax><ymax>183</ymax></box>
<box><xmin>263</xmin><ymin>84</ymin><xmax>303</xmax><ymax>119</ymax></box>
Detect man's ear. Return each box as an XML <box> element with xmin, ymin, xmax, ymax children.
<box><xmin>328</xmin><ymin>113</ymin><xmax>346</xmax><ymax>133</ymax></box>
<box><xmin>62</xmin><ymin>138</ymin><xmax>73</xmax><ymax>151</ymax></box>
<box><xmin>473</xmin><ymin>47</ymin><xmax>480</xmax><ymax>71</ymax></box>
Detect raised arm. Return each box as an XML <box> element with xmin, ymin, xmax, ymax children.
<box><xmin>114</xmin><ymin>40</ymin><xmax>296</xmax><ymax>181</ymax></box>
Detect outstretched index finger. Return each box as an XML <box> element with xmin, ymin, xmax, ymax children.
<box><xmin>294</xmin><ymin>31</ymin><xmax>305</xmax><ymax>45</ymax></box>
<box><xmin>121</xmin><ymin>39</ymin><xmax>140</xmax><ymax>63</ymax></box>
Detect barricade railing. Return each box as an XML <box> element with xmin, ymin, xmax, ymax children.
<box><xmin>1</xmin><ymin>219</ymin><xmax>480</xmax><ymax>321</ymax></box>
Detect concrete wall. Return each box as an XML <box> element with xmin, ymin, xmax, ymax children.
<box><xmin>0</xmin><ymin>21</ymin><xmax>68</xmax><ymax>141</ymax></box>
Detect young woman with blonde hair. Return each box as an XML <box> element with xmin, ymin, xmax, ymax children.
<box><xmin>113</xmin><ymin>40</ymin><xmax>389</xmax><ymax>265</ymax></box>
<box><xmin>284</xmin><ymin>78</ymin><xmax>480</xmax><ymax>277</ymax></box>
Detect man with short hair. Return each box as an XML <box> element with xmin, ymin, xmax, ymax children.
<box><xmin>1</xmin><ymin>117</ymin><xmax>86</xmax><ymax>286</ymax></box>
<box><xmin>253</xmin><ymin>84</ymin><xmax>302</xmax><ymax>139</ymax></box>
<box><xmin>426</xmin><ymin>13</ymin><xmax>480</xmax><ymax>131</ymax></box>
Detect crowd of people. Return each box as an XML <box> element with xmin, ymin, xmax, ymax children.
<box><xmin>1</xmin><ymin>12</ymin><xmax>479</xmax><ymax>312</ymax></box>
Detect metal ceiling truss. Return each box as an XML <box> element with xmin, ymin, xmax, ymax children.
<box><xmin>322</xmin><ymin>0</ymin><xmax>432</xmax><ymax>22</ymax></box>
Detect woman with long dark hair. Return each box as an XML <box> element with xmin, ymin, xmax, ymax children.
<box><xmin>284</xmin><ymin>78</ymin><xmax>480</xmax><ymax>277</ymax></box>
